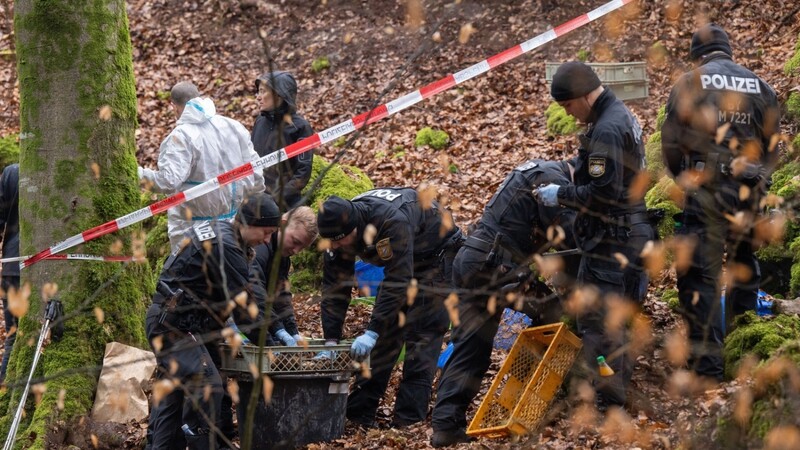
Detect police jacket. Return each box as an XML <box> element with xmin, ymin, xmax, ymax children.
<box><xmin>154</xmin><ymin>221</ymin><xmax>252</xmax><ymax>335</ymax></box>
<box><xmin>662</xmin><ymin>53</ymin><xmax>780</xmax><ymax>180</ymax></box>
<box><xmin>237</xmin><ymin>240</ymin><xmax>298</xmax><ymax>343</ymax></box>
<box><xmin>251</xmin><ymin>72</ymin><xmax>314</xmax><ymax>206</ymax></box>
<box><xmin>557</xmin><ymin>89</ymin><xmax>647</xmax><ymax>216</ymax></box>
<box><xmin>0</xmin><ymin>164</ymin><xmax>19</xmax><ymax>278</ymax></box>
<box><xmin>322</xmin><ymin>188</ymin><xmax>459</xmax><ymax>341</ymax></box>
<box><xmin>141</xmin><ymin>97</ymin><xmax>266</xmax><ymax>253</ymax></box>
<box><xmin>471</xmin><ymin>160</ymin><xmax>576</xmax><ymax>262</ymax></box>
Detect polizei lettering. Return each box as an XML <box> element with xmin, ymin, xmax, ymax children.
<box><xmin>700</xmin><ymin>74</ymin><xmax>761</xmax><ymax>94</ymax></box>
<box><xmin>356</xmin><ymin>189</ymin><xmax>402</xmax><ymax>201</ymax></box>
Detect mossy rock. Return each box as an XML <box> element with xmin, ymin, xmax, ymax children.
<box><xmin>0</xmin><ymin>133</ymin><xmax>20</xmax><ymax>169</ymax></box>
<box><xmin>770</xmin><ymin>160</ymin><xmax>800</xmax><ymax>201</ymax></box>
<box><xmin>414</xmin><ymin>127</ymin><xmax>450</xmax><ymax>150</ymax></box>
<box><xmin>791</xmin><ymin>261</ymin><xmax>800</xmax><ymax>298</ymax></box>
<box><xmin>783</xmin><ymin>32</ymin><xmax>800</xmax><ymax>77</ymax></box>
<box><xmin>293</xmin><ymin>154</ymin><xmax>374</xmax><ymax>292</ymax></box>
<box><xmin>723</xmin><ymin>311</ymin><xmax>800</xmax><ymax>379</ymax></box>
<box><xmin>644</xmin><ymin>176</ymin><xmax>681</xmax><ymax>240</ymax></box>
<box><xmin>756</xmin><ymin>243</ymin><xmax>796</xmax><ymax>297</ymax></box>
<box><xmin>661</xmin><ymin>288</ymin><xmax>679</xmax><ymax>310</ymax></box>
<box><xmin>545</xmin><ymin>102</ymin><xmax>580</xmax><ymax>136</ymax></box>
<box><xmin>787</xmin><ymin>92</ymin><xmax>800</xmax><ymax>121</ymax></box>
<box><xmin>644</xmin><ymin>132</ymin><xmax>664</xmax><ymax>188</ymax></box>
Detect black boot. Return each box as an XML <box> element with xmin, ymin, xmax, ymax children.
<box><xmin>430</xmin><ymin>429</ymin><xmax>473</xmax><ymax>447</ymax></box>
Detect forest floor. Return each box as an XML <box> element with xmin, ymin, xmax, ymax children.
<box><xmin>1</xmin><ymin>0</ymin><xmax>800</xmax><ymax>448</ymax></box>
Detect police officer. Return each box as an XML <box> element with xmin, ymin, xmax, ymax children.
<box><xmin>317</xmin><ymin>188</ymin><xmax>463</xmax><ymax>428</ymax></box>
<box><xmin>0</xmin><ymin>163</ymin><xmax>19</xmax><ymax>384</ymax></box>
<box><xmin>145</xmin><ymin>193</ymin><xmax>281</xmax><ymax>450</ymax></box>
<box><xmin>661</xmin><ymin>24</ymin><xmax>780</xmax><ymax>381</ymax></box>
<box><xmin>431</xmin><ymin>159</ymin><xmax>578</xmax><ymax>447</ymax></box>
<box><xmin>535</xmin><ymin>61</ymin><xmax>652</xmax><ymax>408</ymax></box>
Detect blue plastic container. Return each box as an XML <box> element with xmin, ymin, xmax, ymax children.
<box><xmin>354</xmin><ymin>260</ymin><xmax>384</xmax><ymax>296</ymax></box>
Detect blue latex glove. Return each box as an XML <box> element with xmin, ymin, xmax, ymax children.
<box><xmin>313</xmin><ymin>339</ymin><xmax>339</xmax><ymax>360</ymax></box>
<box><xmin>292</xmin><ymin>334</ymin><xmax>305</xmax><ymax>345</ymax></box>
<box><xmin>350</xmin><ymin>330</ymin><xmax>379</xmax><ymax>361</ymax></box>
<box><xmin>275</xmin><ymin>329</ymin><xmax>297</xmax><ymax>347</ymax></box>
<box><xmin>534</xmin><ymin>184</ymin><xmax>560</xmax><ymax>207</ymax></box>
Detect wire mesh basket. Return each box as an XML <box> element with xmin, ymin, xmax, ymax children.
<box><xmin>467</xmin><ymin>322</ymin><xmax>581</xmax><ymax>438</ymax></box>
<box><xmin>218</xmin><ymin>339</ymin><xmax>367</xmax><ymax>376</ymax></box>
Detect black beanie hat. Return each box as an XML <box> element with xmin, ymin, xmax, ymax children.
<box><xmin>550</xmin><ymin>61</ymin><xmax>602</xmax><ymax>101</ymax></box>
<box><xmin>237</xmin><ymin>193</ymin><xmax>281</xmax><ymax>227</ymax></box>
<box><xmin>317</xmin><ymin>196</ymin><xmax>358</xmax><ymax>241</ymax></box>
<box><xmin>690</xmin><ymin>24</ymin><xmax>732</xmax><ymax>61</ymax></box>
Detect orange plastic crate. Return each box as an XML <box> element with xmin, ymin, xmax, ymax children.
<box><xmin>467</xmin><ymin>322</ymin><xmax>582</xmax><ymax>438</ymax></box>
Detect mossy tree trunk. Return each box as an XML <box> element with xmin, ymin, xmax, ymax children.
<box><xmin>0</xmin><ymin>1</ymin><xmax>152</xmax><ymax>448</ymax></box>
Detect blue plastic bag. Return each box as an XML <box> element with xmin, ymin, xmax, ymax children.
<box><xmin>354</xmin><ymin>260</ymin><xmax>384</xmax><ymax>295</ymax></box>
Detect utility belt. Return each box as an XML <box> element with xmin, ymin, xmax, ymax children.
<box><xmin>686</xmin><ymin>154</ymin><xmax>765</xmax><ymax>188</ymax></box>
<box><xmin>575</xmin><ymin>210</ymin><xmax>648</xmax><ymax>250</ymax></box>
<box><xmin>463</xmin><ymin>233</ymin><xmax>524</xmax><ymax>270</ymax></box>
<box><xmin>418</xmin><ymin>228</ymin><xmax>465</xmax><ymax>264</ymax></box>
<box><xmin>153</xmin><ymin>290</ymin><xmax>208</xmax><ymax>333</ymax></box>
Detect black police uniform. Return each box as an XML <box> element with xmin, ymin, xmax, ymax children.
<box><xmin>557</xmin><ymin>88</ymin><xmax>652</xmax><ymax>405</ymax></box>
<box><xmin>145</xmin><ymin>221</ymin><xmax>252</xmax><ymax>450</ymax></box>
<box><xmin>0</xmin><ymin>163</ymin><xmax>19</xmax><ymax>383</ymax></box>
<box><xmin>252</xmin><ymin>71</ymin><xmax>314</xmax><ymax>209</ymax></box>
<box><xmin>321</xmin><ymin>188</ymin><xmax>462</xmax><ymax>427</ymax></box>
<box><xmin>662</xmin><ymin>51</ymin><xmax>780</xmax><ymax>380</ymax></box>
<box><xmin>431</xmin><ymin>159</ymin><xmax>578</xmax><ymax>438</ymax></box>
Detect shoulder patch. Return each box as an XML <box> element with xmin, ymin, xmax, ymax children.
<box><xmin>376</xmin><ymin>238</ymin><xmax>393</xmax><ymax>260</ymax></box>
<box><xmin>514</xmin><ymin>160</ymin><xmax>539</xmax><ymax>172</ymax></box>
<box><xmin>588</xmin><ymin>157</ymin><xmax>606</xmax><ymax>178</ymax></box>
<box><xmin>193</xmin><ymin>221</ymin><xmax>217</xmax><ymax>241</ymax></box>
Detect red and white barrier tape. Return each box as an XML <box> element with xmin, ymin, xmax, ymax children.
<box><xmin>21</xmin><ymin>0</ymin><xmax>634</xmax><ymax>270</ymax></box>
<box><xmin>2</xmin><ymin>254</ymin><xmax>136</xmax><ymax>264</ymax></box>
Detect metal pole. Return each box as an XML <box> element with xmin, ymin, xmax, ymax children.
<box><xmin>3</xmin><ymin>300</ymin><xmax>61</xmax><ymax>450</ymax></box>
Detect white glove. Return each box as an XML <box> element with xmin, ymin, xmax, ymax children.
<box><xmin>137</xmin><ymin>165</ymin><xmax>144</xmax><ymax>179</ymax></box>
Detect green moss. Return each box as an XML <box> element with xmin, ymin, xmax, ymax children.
<box><xmin>414</xmin><ymin>127</ymin><xmax>450</xmax><ymax>150</ymax></box>
<box><xmin>791</xmin><ymin>262</ymin><xmax>800</xmax><ymax>297</ymax></box>
<box><xmin>0</xmin><ymin>133</ymin><xmax>20</xmax><ymax>168</ymax></box>
<box><xmin>662</xmin><ymin>288</ymin><xmax>679</xmax><ymax>310</ymax></box>
<box><xmin>723</xmin><ymin>312</ymin><xmax>800</xmax><ymax>379</ymax></box>
<box><xmin>644</xmin><ymin>176</ymin><xmax>681</xmax><ymax>240</ymax></box>
<box><xmin>655</xmin><ymin>104</ymin><xmax>667</xmax><ymax>130</ymax></box>
<box><xmin>311</xmin><ymin>56</ymin><xmax>330</xmax><ymax>73</ymax></box>
<box><xmin>645</xmin><ymin>132</ymin><xmax>664</xmax><ymax>187</ymax></box>
<box><xmin>293</xmin><ymin>155</ymin><xmax>373</xmax><ymax>292</ymax></box>
<box><xmin>54</xmin><ymin>160</ymin><xmax>80</xmax><ymax>190</ymax></box>
<box><xmin>545</xmin><ymin>102</ymin><xmax>580</xmax><ymax>136</ymax></box>
<box><xmin>783</xmin><ymin>33</ymin><xmax>800</xmax><ymax>77</ymax></box>
<box><xmin>787</xmin><ymin>92</ymin><xmax>800</xmax><ymax>121</ymax></box>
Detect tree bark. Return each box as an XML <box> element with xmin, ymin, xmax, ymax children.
<box><xmin>0</xmin><ymin>1</ymin><xmax>152</xmax><ymax>448</ymax></box>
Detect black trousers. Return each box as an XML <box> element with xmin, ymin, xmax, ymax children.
<box><xmin>345</xmin><ymin>259</ymin><xmax>450</xmax><ymax>426</ymax></box>
<box><xmin>145</xmin><ymin>304</ymin><xmax>224</xmax><ymax>450</ymax></box>
<box><xmin>574</xmin><ymin>220</ymin><xmax>650</xmax><ymax>406</ymax></box>
<box><xmin>431</xmin><ymin>246</ymin><xmax>507</xmax><ymax>433</ymax></box>
<box><xmin>677</xmin><ymin>183</ymin><xmax>761</xmax><ymax>380</ymax></box>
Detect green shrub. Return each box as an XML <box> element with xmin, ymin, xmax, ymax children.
<box><xmin>644</xmin><ymin>176</ymin><xmax>681</xmax><ymax>240</ymax></box>
<box><xmin>0</xmin><ymin>133</ymin><xmax>20</xmax><ymax>169</ymax></box>
<box><xmin>723</xmin><ymin>311</ymin><xmax>800</xmax><ymax>379</ymax></box>
<box><xmin>545</xmin><ymin>102</ymin><xmax>580</xmax><ymax>136</ymax></box>
<box><xmin>414</xmin><ymin>127</ymin><xmax>450</xmax><ymax>150</ymax></box>
<box><xmin>311</xmin><ymin>56</ymin><xmax>330</xmax><ymax>73</ymax></box>
<box><xmin>293</xmin><ymin>154</ymin><xmax>374</xmax><ymax>292</ymax></box>
<box><xmin>577</xmin><ymin>49</ymin><xmax>590</xmax><ymax>62</ymax></box>
<box><xmin>655</xmin><ymin>104</ymin><xmax>667</xmax><ymax>130</ymax></box>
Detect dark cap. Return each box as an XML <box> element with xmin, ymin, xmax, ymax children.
<box><xmin>550</xmin><ymin>61</ymin><xmax>602</xmax><ymax>101</ymax></box>
<box><xmin>237</xmin><ymin>193</ymin><xmax>281</xmax><ymax>227</ymax></box>
<box><xmin>317</xmin><ymin>196</ymin><xmax>358</xmax><ymax>241</ymax></box>
<box><xmin>690</xmin><ymin>24</ymin><xmax>732</xmax><ymax>61</ymax></box>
